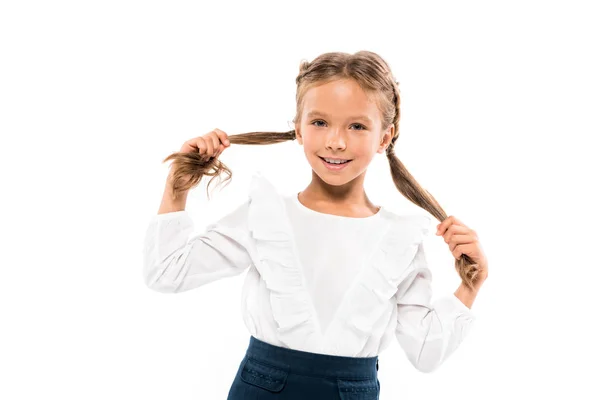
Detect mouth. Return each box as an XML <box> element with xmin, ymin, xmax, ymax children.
<box><xmin>319</xmin><ymin>156</ymin><xmax>352</xmax><ymax>163</ymax></box>
<box><xmin>319</xmin><ymin>156</ymin><xmax>353</xmax><ymax>170</ymax></box>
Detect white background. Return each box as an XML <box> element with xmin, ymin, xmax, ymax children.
<box><xmin>1</xmin><ymin>0</ymin><xmax>599</xmax><ymax>399</ymax></box>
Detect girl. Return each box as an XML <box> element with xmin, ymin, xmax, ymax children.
<box><xmin>143</xmin><ymin>50</ymin><xmax>488</xmax><ymax>399</ymax></box>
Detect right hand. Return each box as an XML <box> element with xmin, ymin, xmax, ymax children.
<box><xmin>179</xmin><ymin>128</ymin><xmax>231</xmax><ymax>160</ymax></box>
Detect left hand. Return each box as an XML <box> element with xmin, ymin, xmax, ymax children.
<box><xmin>435</xmin><ymin>216</ymin><xmax>488</xmax><ymax>281</ymax></box>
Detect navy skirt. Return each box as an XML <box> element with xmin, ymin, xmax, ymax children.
<box><xmin>227</xmin><ymin>335</ymin><xmax>380</xmax><ymax>399</ymax></box>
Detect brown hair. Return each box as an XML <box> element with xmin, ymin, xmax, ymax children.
<box><xmin>162</xmin><ymin>50</ymin><xmax>483</xmax><ymax>290</ymax></box>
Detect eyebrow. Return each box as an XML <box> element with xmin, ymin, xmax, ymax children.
<box><xmin>306</xmin><ymin>111</ymin><xmax>372</xmax><ymax>123</ymax></box>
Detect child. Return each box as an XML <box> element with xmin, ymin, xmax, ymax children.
<box><xmin>143</xmin><ymin>50</ymin><xmax>488</xmax><ymax>399</ymax></box>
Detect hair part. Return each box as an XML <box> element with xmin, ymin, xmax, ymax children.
<box><xmin>162</xmin><ymin>50</ymin><xmax>483</xmax><ymax>290</ymax></box>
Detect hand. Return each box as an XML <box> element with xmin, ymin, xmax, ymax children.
<box><xmin>179</xmin><ymin>128</ymin><xmax>231</xmax><ymax>160</ymax></box>
<box><xmin>435</xmin><ymin>216</ymin><xmax>488</xmax><ymax>281</ymax></box>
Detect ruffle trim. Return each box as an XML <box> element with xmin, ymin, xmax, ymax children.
<box><xmin>246</xmin><ymin>172</ymin><xmax>321</xmax><ymax>351</ymax></box>
<box><xmin>329</xmin><ymin>210</ymin><xmax>432</xmax><ymax>355</ymax></box>
<box><xmin>246</xmin><ymin>171</ymin><xmax>432</xmax><ymax>355</ymax></box>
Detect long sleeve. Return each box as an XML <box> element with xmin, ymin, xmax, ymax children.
<box><xmin>142</xmin><ymin>199</ymin><xmax>253</xmax><ymax>293</ymax></box>
<box><xmin>394</xmin><ymin>240</ymin><xmax>476</xmax><ymax>373</ymax></box>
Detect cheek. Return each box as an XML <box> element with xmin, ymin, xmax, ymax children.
<box><xmin>351</xmin><ymin>139</ymin><xmax>378</xmax><ymax>158</ymax></box>
<box><xmin>300</xmin><ymin>134</ymin><xmax>318</xmax><ymax>151</ymax></box>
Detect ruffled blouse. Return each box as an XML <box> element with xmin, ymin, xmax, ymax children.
<box><xmin>142</xmin><ymin>172</ymin><xmax>476</xmax><ymax>372</ymax></box>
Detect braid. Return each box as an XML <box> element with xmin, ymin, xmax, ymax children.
<box><xmin>382</xmin><ymin>76</ymin><xmax>482</xmax><ymax>289</ymax></box>
<box><xmin>161</xmin><ymin>51</ymin><xmax>484</xmax><ymax>290</ymax></box>
<box><xmin>386</xmin><ymin>78</ymin><xmax>401</xmax><ymax>156</ymax></box>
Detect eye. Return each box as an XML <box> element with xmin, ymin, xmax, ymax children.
<box><xmin>310</xmin><ymin>120</ymin><xmax>367</xmax><ymax>130</ymax></box>
<box><xmin>350</xmin><ymin>123</ymin><xmax>366</xmax><ymax>130</ymax></box>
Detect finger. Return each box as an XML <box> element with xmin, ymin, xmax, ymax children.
<box><xmin>436</xmin><ymin>216</ymin><xmax>455</xmax><ymax>235</ymax></box>
<box><xmin>436</xmin><ymin>216</ymin><xmax>454</xmax><ymax>235</ymax></box>
<box><xmin>439</xmin><ymin>225</ymin><xmax>470</xmax><ymax>243</ymax></box>
<box><xmin>186</xmin><ymin>137</ymin><xmax>205</xmax><ymax>154</ymax></box>
<box><xmin>436</xmin><ymin>215</ymin><xmax>470</xmax><ymax>235</ymax></box>
<box><xmin>452</xmin><ymin>243</ymin><xmax>476</xmax><ymax>260</ymax></box>
<box><xmin>180</xmin><ymin>142</ymin><xmax>194</xmax><ymax>153</ymax></box>
<box><xmin>181</xmin><ymin>137</ymin><xmax>197</xmax><ymax>153</ymax></box>
<box><xmin>452</xmin><ymin>244</ymin><xmax>465</xmax><ymax>260</ymax></box>
<box><xmin>214</xmin><ymin>128</ymin><xmax>230</xmax><ymax>147</ymax></box>
<box><xmin>447</xmin><ymin>234</ymin><xmax>476</xmax><ymax>251</ymax></box>
<box><xmin>197</xmin><ymin>141</ymin><xmax>212</xmax><ymax>161</ymax></box>
<box><xmin>204</xmin><ymin>137</ymin><xmax>214</xmax><ymax>157</ymax></box>
<box><xmin>209</xmin><ymin>133</ymin><xmax>220</xmax><ymax>156</ymax></box>
<box><xmin>214</xmin><ymin>143</ymin><xmax>225</xmax><ymax>158</ymax></box>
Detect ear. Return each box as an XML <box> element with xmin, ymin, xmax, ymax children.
<box><xmin>377</xmin><ymin>125</ymin><xmax>394</xmax><ymax>153</ymax></box>
<box><xmin>295</xmin><ymin>123</ymin><xmax>303</xmax><ymax>145</ymax></box>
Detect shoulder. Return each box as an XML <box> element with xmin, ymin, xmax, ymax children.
<box><xmin>379</xmin><ymin>207</ymin><xmax>433</xmax><ymax>234</ymax></box>
<box><xmin>214</xmin><ymin>172</ymin><xmax>277</xmax><ymax>229</ymax></box>
<box><xmin>216</xmin><ymin>197</ymin><xmax>250</xmax><ymax>227</ymax></box>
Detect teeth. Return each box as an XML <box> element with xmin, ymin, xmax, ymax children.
<box><xmin>324</xmin><ymin>158</ymin><xmax>349</xmax><ymax>164</ymax></box>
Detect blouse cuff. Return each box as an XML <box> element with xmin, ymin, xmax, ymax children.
<box><xmin>144</xmin><ymin>210</ymin><xmax>195</xmax><ymax>262</ymax></box>
<box><xmin>434</xmin><ymin>293</ymin><xmax>477</xmax><ymax>322</ymax></box>
<box><xmin>148</xmin><ymin>210</ymin><xmax>189</xmax><ymax>223</ymax></box>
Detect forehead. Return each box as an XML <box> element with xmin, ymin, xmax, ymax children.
<box><xmin>302</xmin><ymin>79</ymin><xmax>381</xmax><ymax>120</ymax></box>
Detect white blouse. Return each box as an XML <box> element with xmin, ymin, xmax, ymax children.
<box><xmin>142</xmin><ymin>172</ymin><xmax>476</xmax><ymax>373</ymax></box>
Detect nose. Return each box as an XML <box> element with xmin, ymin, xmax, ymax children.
<box><xmin>325</xmin><ymin>128</ymin><xmax>347</xmax><ymax>151</ymax></box>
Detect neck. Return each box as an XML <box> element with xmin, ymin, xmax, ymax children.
<box><xmin>298</xmin><ymin>170</ymin><xmax>379</xmax><ymax>215</ymax></box>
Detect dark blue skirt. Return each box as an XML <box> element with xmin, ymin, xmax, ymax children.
<box><xmin>227</xmin><ymin>335</ymin><xmax>380</xmax><ymax>399</ymax></box>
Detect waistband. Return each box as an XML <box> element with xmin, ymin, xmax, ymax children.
<box><xmin>244</xmin><ymin>335</ymin><xmax>378</xmax><ymax>380</ymax></box>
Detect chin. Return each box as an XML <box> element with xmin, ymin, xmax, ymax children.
<box><xmin>316</xmin><ymin>174</ymin><xmax>350</xmax><ymax>186</ymax></box>
<box><xmin>313</xmin><ymin>164</ymin><xmax>359</xmax><ymax>186</ymax></box>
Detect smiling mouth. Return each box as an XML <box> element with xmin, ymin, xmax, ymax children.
<box><xmin>318</xmin><ymin>156</ymin><xmax>352</xmax><ymax>164</ymax></box>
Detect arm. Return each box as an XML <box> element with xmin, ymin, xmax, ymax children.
<box><xmin>142</xmin><ymin>197</ymin><xmax>253</xmax><ymax>293</ymax></box>
<box><xmin>395</xmin><ymin>241</ymin><xmax>477</xmax><ymax>373</ymax></box>
<box><xmin>454</xmin><ymin>279</ymin><xmax>486</xmax><ymax>310</ymax></box>
<box><xmin>158</xmin><ymin>171</ymin><xmax>188</xmax><ymax>214</ymax></box>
